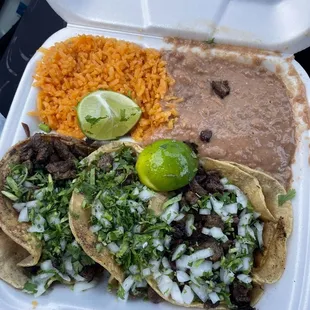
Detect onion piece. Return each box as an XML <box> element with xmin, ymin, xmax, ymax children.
<box><xmin>73</xmin><ymin>280</ymin><xmax>97</xmax><ymax>292</ymax></box>
<box><xmin>190</xmin><ymin>283</ymin><xmax>208</xmax><ymax>302</ymax></box>
<box><xmin>182</xmin><ymin>285</ymin><xmax>194</xmax><ymax>304</ymax></box>
<box><xmin>162</xmin><ymin>257</ymin><xmax>171</xmax><ymax>269</ymax></box>
<box><xmin>212</xmin><ymin>261</ymin><xmax>221</xmax><ymax>270</ymax></box>
<box><xmin>191</xmin><ymin>261</ymin><xmax>212</xmax><ymax>277</ymax></box>
<box><xmin>185</xmin><ymin>214</ymin><xmax>195</xmax><ymax>237</ymax></box>
<box><xmin>107</xmin><ymin>242</ymin><xmax>120</xmax><ymax>254</ymax></box>
<box><xmin>176</xmin><ymin>255</ymin><xmax>191</xmax><ymax>271</ymax></box>
<box><xmin>164</xmin><ymin>235</ymin><xmax>172</xmax><ymax>249</ymax></box>
<box><xmin>139</xmin><ymin>188</ymin><xmax>155</xmax><ymax>201</ymax></box>
<box><xmin>209</xmin><ymin>292</ymin><xmax>220</xmax><ymax>304</ymax></box>
<box><xmin>175</xmin><ymin>213</ymin><xmax>185</xmax><ymax>221</ymax></box>
<box><xmin>122</xmin><ymin>275</ymin><xmax>135</xmax><ymax>292</ymax></box>
<box><xmin>28</xmin><ymin>214</ymin><xmax>46</xmax><ymax>233</ymax></box>
<box><xmin>171</xmin><ymin>282</ymin><xmax>183</xmax><ymax>304</ymax></box>
<box><xmin>157</xmin><ymin>275</ymin><xmax>173</xmax><ymax>297</ymax></box>
<box><xmin>237</xmin><ymin>274</ymin><xmax>252</xmax><ymax>284</ymax></box>
<box><xmin>150</xmin><ymin>259</ymin><xmax>161</xmax><ymax>272</ymax></box>
<box><xmin>26</xmin><ymin>200</ymin><xmax>38</xmax><ymax>209</ymax></box>
<box><xmin>188</xmin><ymin>248</ymin><xmax>214</xmax><ymax>263</ymax></box>
<box><xmin>172</xmin><ymin>244</ymin><xmax>187</xmax><ymax>261</ymax></box>
<box><xmin>90</xmin><ymin>224</ymin><xmax>102</xmax><ymax>233</ymax></box>
<box><xmin>13</xmin><ymin>202</ymin><xmax>26</xmax><ymax>212</ymax></box>
<box><xmin>241</xmin><ymin>256</ymin><xmax>252</xmax><ymax>272</ymax></box>
<box><xmin>220</xmin><ymin>268</ymin><xmax>234</xmax><ymax>285</ymax></box>
<box><xmin>254</xmin><ymin>221</ymin><xmax>264</xmax><ymax>248</ymax></box>
<box><xmin>18</xmin><ymin>207</ymin><xmax>29</xmax><ymax>222</ymax></box>
<box><xmin>142</xmin><ymin>268</ymin><xmax>151</xmax><ymax>277</ymax></box>
<box><xmin>199</xmin><ymin>208</ymin><xmax>211</xmax><ymax>215</ymax></box>
<box><xmin>129</xmin><ymin>265</ymin><xmax>139</xmax><ymax>275</ymax></box>
<box><xmin>161</xmin><ymin>202</ymin><xmax>179</xmax><ymax>224</ymax></box>
<box><xmin>220</xmin><ymin>178</ymin><xmax>228</xmax><ymax>185</ymax></box>
<box><xmin>176</xmin><ymin>270</ymin><xmax>190</xmax><ymax>283</ymax></box>
<box><xmin>224</xmin><ymin>203</ymin><xmax>238</xmax><ymax>214</ymax></box>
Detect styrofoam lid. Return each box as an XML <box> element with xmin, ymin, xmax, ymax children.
<box><xmin>48</xmin><ymin>0</ymin><xmax>310</xmax><ymax>54</ymax></box>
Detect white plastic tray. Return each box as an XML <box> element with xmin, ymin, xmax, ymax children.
<box><xmin>0</xmin><ymin>2</ymin><xmax>310</xmax><ymax>310</ymax></box>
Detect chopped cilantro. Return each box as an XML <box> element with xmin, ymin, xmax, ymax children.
<box><xmin>278</xmin><ymin>189</ymin><xmax>296</xmax><ymax>206</ymax></box>
<box><xmin>23</xmin><ymin>282</ymin><xmax>37</xmax><ymax>294</ymax></box>
<box><xmin>204</xmin><ymin>37</ymin><xmax>215</xmax><ymax>44</ymax></box>
<box><xmin>85</xmin><ymin>115</ymin><xmax>107</xmax><ymax>126</ymax></box>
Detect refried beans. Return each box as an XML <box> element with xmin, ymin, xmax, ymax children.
<box><xmin>145</xmin><ymin>50</ymin><xmax>296</xmax><ymax>188</ymax></box>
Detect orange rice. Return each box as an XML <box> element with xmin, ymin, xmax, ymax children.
<box><xmin>31</xmin><ymin>35</ymin><xmax>178</xmax><ymax>140</ymax></box>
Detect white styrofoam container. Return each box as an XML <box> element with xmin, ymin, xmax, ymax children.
<box><xmin>0</xmin><ymin>1</ymin><xmax>309</xmax><ymax>310</ymax></box>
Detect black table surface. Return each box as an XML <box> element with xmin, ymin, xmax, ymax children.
<box><xmin>0</xmin><ymin>0</ymin><xmax>309</xmax><ymax>118</ymax></box>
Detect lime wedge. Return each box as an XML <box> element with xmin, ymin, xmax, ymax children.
<box><xmin>77</xmin><ymin>90</ymin><xmax>141</xmax><ymax>140</ymax></box>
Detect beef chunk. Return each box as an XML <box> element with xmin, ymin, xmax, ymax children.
<box><xmin>230</xmin><ymin>281</ymin><xmax>252</xmax><ymax>308</ymax></box>
<box><xmin>222</xmin><ymin>239</ymin><xmax>233</xmax><ymax>253</ymax></box>
<box><xmin>189</xmin><ymin>221</ymin><xmax>211</xmax><ymax>244</ymax></box>
<box><xmin>19</xmin><ymin>145</ymin><xmax>34</xmax><ymax>162</ymax></box>
<box><xmin>202</xmin><ymin>214</ymin><xmax>224</xmax><ymax>230</ymax></box>
<box><xmin>172</xmin><ymin>221</ymin><xmax>186</xmax><ymax>239</ymax></box>
<box><xmin>211</xmin><ymin>80</ymin><xmax>230</xmax><ymax>99</ymax></box>
<box><xmin>185</xmin><ymin>191</ymin><xmax>199</xmax><ymax>205</ymax></box>
<box><xmin>98</xmin><ymin>154</ymin><xmax>113</xmax><ymax>172</ymax></box>
<box><xmin>46</xmin><ymin>160</ymin><xmax>76</xmax><ymax>180</ymax></box>
<box><xmin>21</xmin><ymin>123</ymin><xmax>31</xmax><ymax>138</ymax></box>
<box><xmin>148</xmin><ymin>286</ymin><xmax>163</xmax><ymax>304</ymax></box>
<box><xmin>53</xmin><ymin>139</ymin><xmax>76</xmax><ymax>160</ymax></box>
<box><xmin>200</xmin><ymin>130</ymin><xmax>212</xmax><ymax>143</ymax></box>
<box><xmin>49</xmin><ymin>154</ymin><xmax>61</xmax><ymax>163</ymax></box>
<box><xmin>204</xmin><ymin>300</ymin><xmax>220</xmax><ymax>309</ymax></box>
<box><xmin>203</xmin><ymin>171</ymin><xmax>224</xmax><ymax>194</ymax></box>
<box><xmin>190</xmin><ymin>178</ymin><xmax>208</xmax><ymax>196</ymax></box>
<box><xmin>197</xmin><ymin>237</ymin><xmax>223</xmax><ymax>262</ymax></box>
<box><xmin>31</xmin><ymin>134</ymin><xmax>53</xmax><ymax>164</ymax></box>
<box><xmin>79</xmin><ymin>264</ymin><xmax>104</xmax><ymax>282</ymax></box>
<box><xmin>70</xmin><ymin>144</ymin><xmax>91</xmax><ymax>158</ymax></box>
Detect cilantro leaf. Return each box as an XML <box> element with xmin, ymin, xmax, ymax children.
<box><xmin>117</xmin><ymin>286</ymin><xmax>126</xmax><ymax>299</ymax></box>
<box><xmin>278</xmin><ymin>189</ymin><xmax>296</xmax><ymax>206</ymax></box>
<box><xmin>23</xmin><ymin>282</ymin><xmax>37</xmax><ymax>294</ymax></box>
<box><xmin>205</xmin><ymin>37</ymin><xmax>215</xmax><ymax>44</ymax></box>
<box><xmin>85</xmin><ymin>115</ymin><xmax>107</xmax><ymax>126</ymax></box>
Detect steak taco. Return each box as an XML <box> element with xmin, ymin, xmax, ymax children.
<box><xmin>0</xmin><ymin>133</ymin><xmax>103</xmax><ymax>295</ymax></box>
<box><xmin>69</xmin><ymin>141</ymin><xmax>291</xmax><ymax>309</ymax></box>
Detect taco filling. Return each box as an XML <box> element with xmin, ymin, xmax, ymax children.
<box><xmin>71</xmin><ymin>145</ymin><xmax>265</xmax><ymax>309</ymax></box>
<box><xmin>0</xmin><ymin>134</ymin><xmax>102</xmax><ymax>296</ymax></box>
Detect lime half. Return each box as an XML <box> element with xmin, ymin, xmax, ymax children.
<box><xmin>136</xmin><ymin>139</ymin><xmax>199</xmax><ymax>192</ymax></box>
<box><xmin>77</xmin><ymin>90</ymin><xmax>141</xmax><ymax>140</ymax></box>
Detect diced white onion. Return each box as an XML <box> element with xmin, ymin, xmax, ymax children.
<box><xmin>133</xmin><ymin>224</ymin><xmax>141</xmax><ymax>233</ymax></box>
<box><xmin>28</xmin><ymin>214</ymin><xmax>46</xmax><ymax>233</ymax></box>
<box><xmin>24</xmin><ymin>181</ymin><xmax>35</xmax><ymax>188</ymax></box>
<box><xmin>171</xmin><ymin>282</ymin><xmax>184</xmax><ymax>304</ymax></box>
<box><xmin>157</xmin><ymin>275</ymin><xmax>173</xmax><ymax>297</ymax></box>
<box><xmin>162</xmin><ymin>257</ymin><xmax>171</xmax><ymax>269</ymax></box>
<box><xmin>176</xmin><ymin>255</ymin><xmax>191</xmax><ymax>271</ymax></box>
<box><xmin>210</xmin><ymin>196</ymin><xmax>226</xmax><ymax>217</ymax></box>
<box><xmin>202</xmin><ymin>227</ymin><xmax>226</xmax><ymax>242</ymax></box>
<box><xmin>164</xmin><ymin>235</ymin><xmax>172</xmax><ymax>249</ymax></box>
<box><xmin>132</xmin><ymin>187</ymin><xmax>139</xmax><ymax>196</ymax></box>
<box><xmin>182</xmin><ymin>285</ymin><xmax>194</xmax><ymax>304</ymax></box>
<box><xmin>13</xmin><ymin>202</ymin><xmax>26</xmax><ymax>212</ymax></box>
<box><xmin>107</xmin><ymin>242</ymin><xmax>120</xmax><ymax>254</ymax></box>
<box><xmin>150</xmin><ymin>259</ymin><xmax>161</xmax><ymax>272</ymax></box>
<box><xmin>199</xmin><ymin>208</ymin><xmax>211</xmax><ymax>215</ymax></box>
<box><xmin>153</xmin><ymin>239</ymin><xmax>164</xmax><ymax>252</ymax></box>
<box><xmin>172</xmin><ymin>244</ymin><xmax>187</xmax><ymax>261</ymax></box>
<box><xmin>190</xmin><ymin>284</ymin><xmax>208</xmax><ymax>302</ymax></box>
<box><xmin>40</xmin><ymin>260</ymin><xmax>70</xmax><ymax>282</ymax></box>
<box><xmin>18</xmin><ymin>207</ymin><xmax>29</xmax><ymax>222</ymax></box>
<box><xmin>139</xmin><ymin>188</ymin><xmax>155</xmax><ymax>201</ymax></box>
<box><xmin>60</xmin><ymin>239</ymin><xmax>67</xmax><ymax>251</ymax></box>
<box><xmin>188</xmin><ymin>248</ymin><xmax>214</xmax><ymax>263</ymax></box>
<box><xmin>64</xmin><ymin>257</ymin><xmax>85</xmax><ymax>282</ymax></box>
<box><xmin>161</xmin><ymin>202</ymin><xmax>179</xmax><ymax>224</ymax></box>
<box><xmin>209</xmin><ymin>292</ymin><xmax>220</xmax><ymax>304</ymax></box>
<box><xmin>43</xmin><ymin>234</ymin><xmax>50</xmax><ymax>241</ymax></box>
<box><xmin>136</xmin><ymin>280</ymin><xmax>147</xmax><ymax>288</ymax></box>
<box><xmin>247</xmin><ymin>226</ymin><xmax>256</xmax><ymax>240</ymax></box>
<box><xmin>220</xmin><ymin>178</ymin><xmax>228</xmax><ymax>185</ymax></box>
<box><xmin>224</xmin><ymin>203</ymin><xmax>238</xmax><ymax>214</ymax></box>
<box><xmin>185</xmin><ymin>214</ymin><xmax>195</xmax><ymax>237</ymax></box>
<box><xmin>90</xmin><ymin>224</ymin><xmax>101</xmax><ymax>233</ymax></box>
<box><xmin>122</xmin><ymin>275</ymin><xmax>135</xmax><ymax>292</ymax></box>
<box><xmin>212</xmin><ymin>261</ymin><xmax>221</xmax><ymax>270</ymax></box>
<box><xmin>176</xmin><ymin>270</ymin><xmax>190</xmax><ymax>283</ymax></box>
<box><xmin>175</xmin><ymin>213</ymin><xmax>185</xmax><ymax>221</ymax></box>
<box><xmin>241</xmin><ymin>257</ymin><xmax>252</xmax><ymax>272</ymax></box>
<box><xmin>220</xmin><ymin>268</ymin><xmax>234</xmax><ymax>285</ymax></box>
<box><xmin>253</xmin><ymin>212</ymin><xmax>261</xmax><ymax>219</ymax></box>
<box><xmin>152</xmin><ymin>271</ymin><xmax>162</xmax><ymax>280</ymax></box>
<box><xmin>142</xmin><ymin>268</ymin><xmax>151</xmax><ymax>277</ymax></box>
<box><xmin>129</xmin><ymin>265</ymin><xmax>139</xmax><ymax>275</ymax></box>
<box><xmin>237</xmin><ymin>274</ymin><xmax>252</xmax><ymax>284</ymax></box>
<box><xmin>49</xmin><ymin>215</ymin><xmax>60</xmax><ymax>225</ymax></box>
<box><xmin>73</xmin><ymin>279</ymin><xmax>97</xmax><ymax>292</ymax></box>
<box><xmin>239</xmin><ymin>213</ymin><xmax>252</xmax><ymax>226</ymax></box>
<box><xmin>191</xmin><ymin>261</ymin><xmax>212</xmax><ymax>277</ymax></box>
<box><xmin>254</xmin><ymin>221</ymin><xmax>264</xmax><ymax>248</ymax></box>
<box><xmin>26</xmin><ymin>200</ymin><xmax>38</xmax><ymax>209</ymax></box>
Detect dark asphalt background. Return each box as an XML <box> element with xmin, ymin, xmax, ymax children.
<box><xmin>0</xmin><ymin>0</ymin><xmax>309</xmax><ymax>118</ymax></box>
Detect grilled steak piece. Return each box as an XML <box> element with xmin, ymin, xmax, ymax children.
<box><xmin>53</xmin><ymin>139</ymin><xmax>76</xmax><ymax>160</ymax></box>
<box><xmin>204</xmin><ymin>300</ymin><xmax>220</xmax><ymax>309</ymax></box>
<box><xmin>79</xmin><ymin>264</ymin><xmax>104</xmax><ymax>282</ymax></box>
<box><xmin>197</xmin><ymin>237</ymin><xmax>223</xmax><ymax>262</ymax></box>
<box><xmin>230</xmin><ymin>280</ymin><xmax>253</xmax><ymax>309</ymax></box>
<box><xmin>202</xmin><ymin>214</ymin><xmax>224</xmax><ymax>230</ymax></box>
<box><xmin>185</xmin><ymin>191</ymin><xmax>199</xmax><ymax>205</ymax></box>
<box><xmin>31</xmin><ymin>133</ymin><xmax>53</xmax><ymax>164</ymax></box>
<box><xmin>70</xmin><ymin>144</ymin><xmax>91</xmax><ymax>158</ymax></box>
<box><xmin>203</xmin><ymin>171</ymin><xmax>224</xmax><ymax>194</ymax></box>
<box><xmin>97</xmin><ymin>154</ymin><xmax>113</xmax><ymax>172</ymax></box>
<box><xmin>190</xmin><ymin>178</ymin><xmax>208</xmax><ymax>196</ymax></box>
<box><xmin>147</xmin><ymin>286</ymin><xmax>163</xmax><ymax>304</ymax></box>
<box><xmin>211</xmin><ymin>80</ymin><xmax>230</xmax><ymax>99</ymax></box>
<box><xmin>46</xmin><ymin>160</ymin><xmax>76</xmax><ymax>180</ymax></box>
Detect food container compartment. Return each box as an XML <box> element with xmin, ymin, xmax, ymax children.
<box><xmin>0</xmin><ymin>1</ymin><xmax>309</xmax><ymax>309</ymax></box>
